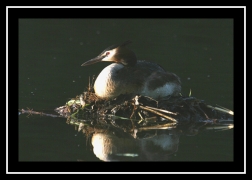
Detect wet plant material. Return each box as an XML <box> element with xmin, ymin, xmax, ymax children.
<box><xmin>54</xmin><ymin>86</ymin><xmax>233</xmax><ymax>136</ymax></box>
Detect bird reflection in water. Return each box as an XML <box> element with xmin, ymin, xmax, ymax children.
<box><xmin>91</xmin><ymin>128</ymin><xmax>180</xmax><ymax>161</ymax></box>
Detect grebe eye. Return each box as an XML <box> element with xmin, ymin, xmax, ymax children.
<box><xmin>106</xmin><ymin>52</ymin><xmax>110</xmax><ymax>56</ymax></box>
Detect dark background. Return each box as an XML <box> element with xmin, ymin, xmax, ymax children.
<box><xmin>9</xmin><ymin>7</ymin><xmax>245</xmax><ymax>173</ymax></box>
<box><xmin>18</xmin><ymin>18</ymin><xmax>234</xmax><ymax>110</ymax></box>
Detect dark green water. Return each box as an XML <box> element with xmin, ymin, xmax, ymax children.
<box><xmin>18</xmin><ymin>19</ymin><xmax>233</xmax><ymax>162</ymax></box>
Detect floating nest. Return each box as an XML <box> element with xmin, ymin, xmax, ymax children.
<box><xmin>54</xmin><ymin>86</ymin><xmax>233</xmax><ymax>136</ymax></box>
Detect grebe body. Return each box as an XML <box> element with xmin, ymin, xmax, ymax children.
<box><xmin>81</xmin><ymin>41</ymin><xmax>181</xmax><ymax>99</ymax></box>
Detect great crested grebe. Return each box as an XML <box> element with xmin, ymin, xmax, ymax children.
<box><xmin>81</xmin><ymin>41</ymin><xmax>181</xmax><ymax>99</ymax></box>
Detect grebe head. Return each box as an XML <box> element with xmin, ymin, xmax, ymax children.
<box><xmin>81</xmin><ymin>40</ymin><xmax>137</xmax><ymax>67</ymax></box>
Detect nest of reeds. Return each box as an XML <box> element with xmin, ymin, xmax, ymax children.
<box><xmin>54</xmin><ymin>85</ymin><xmax>233</xmax><ymax>136</ymax></box>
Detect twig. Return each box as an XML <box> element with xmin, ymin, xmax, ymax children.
<box><xmin>206</xmin><ymin>105</ymin><xmax>234</xmax><ymax>115</ymax></box>
<box><xmin>19</xmin><ymin>108</ymin><xmax>62</xmax><ymax>118</ymax></box>
<box><xmin>138</xmin><ymin>123</ymin><xmax>177</xmax><ymax>130</ymax></box>
<box><xmin>139</xmin><ymin>105</ymin><xmax>177</xmax><ymax>123</ymax></box>
<box><xmin>145</xmin><ymin>106</ymin><xmax>178</xmax><ymax>115</ymax></box>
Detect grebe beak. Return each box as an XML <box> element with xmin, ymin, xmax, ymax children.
<box><xmin>81</xmin><ymin>56</ymin><xmax>105</xmax><ymax>66</ymax></box>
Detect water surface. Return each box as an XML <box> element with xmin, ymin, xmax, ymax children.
<box><xmin>18</xmin><ymin>19</ymin><xmax>234</xmax><ymax>162</ymax></box>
